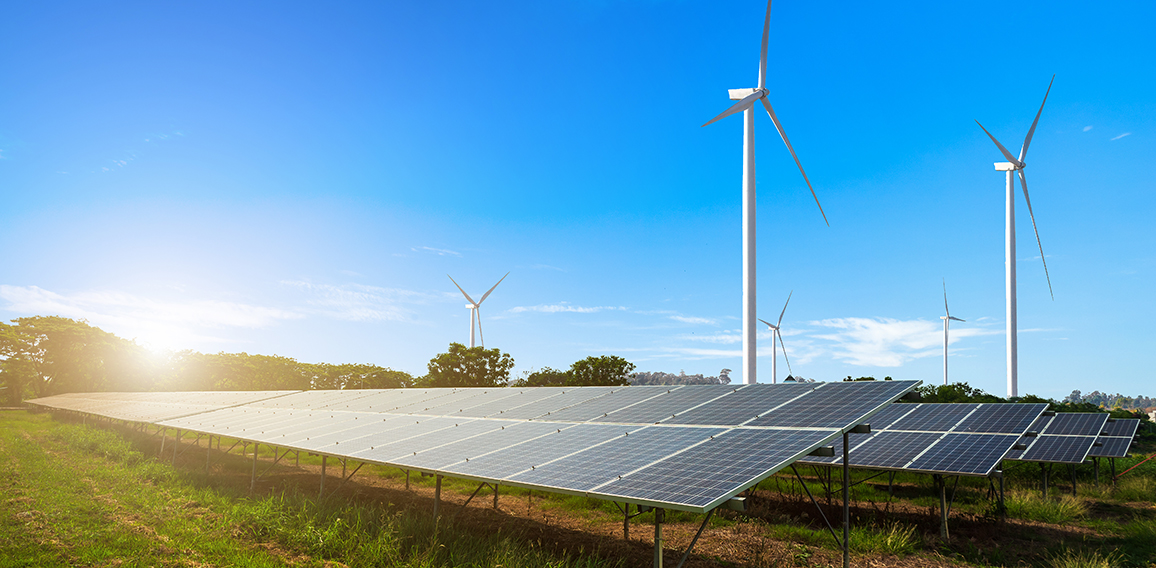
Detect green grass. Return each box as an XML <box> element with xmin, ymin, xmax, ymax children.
<box><xmin>1046</xmin><ymin>547</ymin><xmax>1125</xmax><ymax>568</ymax></box>
<box><xmin>1003</xmin><ymin>490</ymin><xmax>1088</xmax><ymax>524</ymax></box>
<box><xmin>0</xmin><ymin>411</ymin><xmax>622</xmax><ymax>568</ymax></box>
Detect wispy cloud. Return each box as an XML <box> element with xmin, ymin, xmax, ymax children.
<box><xmin>281</xmin><ymin>281</ymin><xmax>442</xmax><ymax>322</ymax></box>
<box><xmin>807</xmin><ymin>317</ymin><xmax>999</xmax><ymax>367</ymax></box>
<box><xmin>1083</xmin><ymin>125</ymin><xmax>1093</xmax><ymax>132</ymax></box>
<box><xmin>412</xmin><ymin>246</ymin><xmax>461</xmax><ymax>257</ymax></box>
<box><xmin>508</xmin><ymin>303</ymin><xmax>627</xmax><ymax>314</ymax></box>
<box><xmin>669</xmin><ymin>315</ymin><xmax>716</xmax><ymax>325</ymax></box>
<box><xmin>1111</xmin><ymin>132</ymin><xmax>1132</xmax><ymax>141</ymax></box>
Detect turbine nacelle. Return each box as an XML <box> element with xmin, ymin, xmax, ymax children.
<box><xmin>994</xmin><ymin>161</ymin><xmax>1019</xmax><ymax>171</ymax></box>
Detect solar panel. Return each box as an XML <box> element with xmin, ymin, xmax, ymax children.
<box><xmin>796</xmin><ymin>402</ymin><xmax>1049</xmax><ymax>477</ymax></box>
<box><xmin>26</xmin><ymin>381</ymin><xmax>920</xmax><ymax>513</ymax></box>
<box><xmin>25</xmin><ymin>391</ymin><xmax>297</xmax><ymax>422</ymax></box>
<box><xmin>1087</xmin><ymin>418</ymin><xmax>1139</xmax><ymax>459</ymax></box>
<box><xmin>1004</xmin><ymin>412</ymin><xmax>1109</xmax><ymax>464</ymax></box>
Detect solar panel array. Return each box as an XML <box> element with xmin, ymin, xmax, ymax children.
<box><xmin>1087</xmin><ymin>418</ymin><xmax>1140</xmax><ymax>459</ymax></box>
<box><xmin>797</xmin><ymin>402</ymin><xmax>1048</xmax><ymax>476</ymax></box>
<box><xmin>20</xmin><ymin>390</ymin><xmax>296</xmax><ymax>422</ymax></box>
<box><xmin>1004</xmin><ymin>412</ymin><xmax>1110</xmax><ymax>464</ymax></box>
<box><xmin>26</xmin><ymin>380</ymin><xmax>918</xmax><ymax>513</ymax></box>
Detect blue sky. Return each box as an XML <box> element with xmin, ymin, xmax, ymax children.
<box><xmin>1</xmin><ymin>0</ymin><xmax>1152</xmax><ymax>399</ymax></box>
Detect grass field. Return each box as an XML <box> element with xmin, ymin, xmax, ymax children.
<box><xmin>2</xmin><ymin>409</ymin><xmax>1153</xmax><ymax>567</ymax></box>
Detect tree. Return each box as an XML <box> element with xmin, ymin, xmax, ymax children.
<box><xmin>514</xmin><ymin>366</ymin><xmax>570</xmax><ymax>387</ymax></box>
<box><xmin>914</xmin><ymin>382</ymin><xmax>1005</xmax><ymax>404</ymax></box>
<box><xmin>424</xmin><ymin>343</ymin><xmax>514</xmax><ymax>388</ymax></box>
<box><xmin>568</xmin><ymin>355</ymin><xmax>634</xmax><ymax>387</ymax></box>
<box><xmin>4</xmin><ymin>316</ymin><xmax>147</xmax><ymax>397</ymax></box>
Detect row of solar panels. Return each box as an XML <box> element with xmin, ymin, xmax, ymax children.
<box><xmin>800</xmin><ymin>405</ymin><xmax>1139</xmax><ymax>475</ymax></box>
<box><xmin>25</xmin><ymin>383</ymin><xmax>1138</xmax><ymax>511</ymax></box>
<box><xmin>26</xmin><ymin>381</ymin><xmax>918</xmax><ymax>513</ymax></box>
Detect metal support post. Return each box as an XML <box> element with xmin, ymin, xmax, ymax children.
<box><xmin>159</xmin><ymin>429</ymin><xmax>166</xmax><ymax>457</ymax></box>
<box><xmin>653</xmin><ymin>507</ymin><xmax>664</xmax><ymax>568</ymax></box>
<box><xmin>675</xmin><ymin>509</ymin><xmax>715</xmax><ymax>568</ymax></box>
<box><xmin>1070</xmin><ymin>464</ymin><xmax>1078</xmax><ymax>496</ymax></box>
<box><xmin>842</xmin><ymin>432</ymin><xmax>850</xmax><ymax>568</ymax></box>
<box><xmin>999</xmin><ymin>474</ymin><xmax>1006</xmax><ymax>517</ymax></box>
<box><xmin>406</xmin><ymin>469</ymin><xmax>410</xmax><ymax>490</ymax></box>
<box><xmin>434</xmin><ymin>475</ymin><xmax>443</xmax><ymax>518</ymax></box>
<box><xmin>625</xmin><ymin>503</ymin><xmax>631</xmax><ymax>540</ymax></box>
<box><xmin>1093</xmin><ymin>457</ymin><xmax>1099</xmax><ymax>486</ymax></box>
<box><xmin>1110</xmin><ymin>458</ymin><xmax>1116</xmax><ymax>482</ymax></box>
<box><xmin>1041</xmin><ymin>463</ymin><xmax>1048</xmax><ymax>497</ymax></box>
<box><xmin>935</xmin><ymin>475</ymin><xmax>949</xmax><ymax>540</ymax></box>
<box><xmin>493</xmin><ymin>483</ymin><xmax>499</xmax><ymax>509</ymax></box>
<box><xmin>250</xmin><ymin>442</ymin><xmax>259</xmax><ymax>492</ymax></box>
<box><xmin>319</xmin><ymin>456</ymin><xmax>327</xmax><ymax>498</ymax></box>
<box><xmin>888</xmin><ymin>471</ymin><xmax>894</xmax><ymax>497</ymax></box>
<box><xmin>206</xmin><ymin>436</ymin><xmax>212</xmax><ymax>473</ymax></box>
<box><xmin>172</xmin><ymin>429</ymin><xmax>181</xmax><ymax>465</ymax></box>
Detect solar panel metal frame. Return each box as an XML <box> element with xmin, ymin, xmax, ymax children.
<box><xmin>1086</xmin><ymin>418</ymin><xmax>1139</xmax><ymax>459</ymax></box>
<box><xmin>26</xmin><ymin>381</ymin><xmax>920</xmax><ymax>513</ymax></box>
<box><xmin>795</xmin><ymin>402</ymin><xmax>1049</xmax><ymax>477</ymax></box>
<box><xmin>1004</xmin><ymin>412</ymin><xmax>1110</xmax><ymax>464</ymax></box>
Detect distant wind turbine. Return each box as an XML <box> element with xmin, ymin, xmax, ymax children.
<box><xmin>758</xmin><ymin>291</ymin><xmax>793</xmax><ymax>384</ymax></box>
<box><xmin>703</xmin><ymin>0</ymin><xmax>827</xmax><ymax>385</ymax></box>
<box><xmin>447</xmin><ymin>272</ymin><xmax>509</xmax><ymax>348</ymax></box>
<box><xmin>975</xmin><ymin>75</ymin><xmax>1055</xmax><ymax>398</ymax></box>
<box><xmin>940</xmin><ymin>280</ymin><xmax>965</xmax><ymax>386</ymax></box>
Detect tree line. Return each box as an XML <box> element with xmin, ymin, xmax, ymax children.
<box><xmin>0</xmin><ymin>316</ymin><xmax>637</xmax><ymax>404</ymax></box>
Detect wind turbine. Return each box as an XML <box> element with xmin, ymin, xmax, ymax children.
<box><xmin>757</xmin><ymin>291</ymin><xmax>793</xmax><ymax>384</ymax></box>
<box><xmin>447</xmin><ymin>272</ymin><xmax>509</xmax><ymax>348</ymax></box>
<box><xmin>975</xmin><ymin>75</ymin><xmax>1055</xmax><ymax>398</ymax></box>
<box><xmin>703</xmin><ymin>0</ymin><xmax>827</xmax><ymax>385</ymax></box>
<box><xmin>940</xmin><ymin>280</ymin><xmax>965</xmax><ymax>386</ymax></box>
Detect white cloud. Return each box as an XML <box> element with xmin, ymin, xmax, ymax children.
<box><xmin>412</xmin><ymin>246</ymin><xmax>461</xmax><ymax>257</ymax></box>
<box><xmin>807</xmin><ymin>317</ymin><xmax>998</xmax><ymax>367</ymax></box>
<box><xmin>281</xmin><ymin>281</ymin><xmax>441</xmax><ymax>322</ymax></box>
<box><xmin>508</xmin><ymin>303</ymin><xmax>626</xmax><ymax>314</ymax></box>
<box><xmin>1083</xmin><ymin>125</ymin><xmax>1093</xmax><ymax>132</ymax></box>
<box><xmin>669</xmin><ymin>315</ymin><xmax>716</xmax><ymax>325</ymax></box>
<box><xmin>1111</xmin><ymin>132</ymin><xmax>1132</xmax><ymax>141</ymax></box>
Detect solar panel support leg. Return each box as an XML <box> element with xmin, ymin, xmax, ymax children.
<box><xmin>843</xmin><ymin>432</ymin><xmax>850</xmax><ymax>568</ymax></box>
<box><xmin>1093</xmin><ymin>457</ymin><xmax>1098</xmax><ymax>486</ymax></box>
<box><xmin>934</xmin><ymin>475</ymin><xmax>948</xmax><ymax>540</ymax></box>
<box><xmin>406</xmin><ymin>470</ymin><xmax>410</xmax><ymax>491</ymax></box>
<box><xmin>434</xmin><ymin>475</ymin><xmax>442</xmax><ymax>518</ymax></box>
<box><xmin>998</xmin><ymin>474</ymin><xmax>1006</xmax><ymax>517</ymax></box>
<box><xmin>173</xmin><ymin>430</ymin><xmax>181</xmax><ymax>466</ymax></box>
<box><xmin>159</xmin><ymin>429</ymin><xmax>166</xmax><ymax>458</ymax></box>
<box><xmin>790</xmin><ymin>465</ymin><xmax>841</xmax><ymax>547</ymax></box>
<box><xmin>674</xmin><ymin>508</ymin><xmax>714</xmax><ymax>568</ymax></box>
<box><xmin>653</xmin><ymin>507</ymin><xmax>664</xmax><ymax>568</ymax></box>
<box><xmin>250</xmin><ymin>442</ymin><xmax>259</xmax><ymax>493</ymax></box>
<box><xmin>1040</xmin><ymin>463</ymin><xmax>1048</xmax><ymax>497</ymax></box>
<box><xmin>1110</xmin><ymin>458</ymin><xmax>1116</xmax><ymax>483</ymax></box>
<box><xmin>1070</xmin><ymin>464</ymin><xmax>1077</xmax><ymax>496</ymax></box>
<box><xmin>624</xmin><ymin>503</ymin><xmax>630</xmax><ymax>540</ymax></box>
<box><xmin>319</xmin><ymin>456</ymin><xmax>327</xmax><ymax>498</ymax></box>
<box><xmin>206</xmin><ymin>436</ymin><xmax>212</xmax><ymax>473</ymax></box>
<box><xmin>493</xmin><ymin>483</ymin><xmax>499</xmax><ymax>509</ymax></box>
<box><xmin>888</xmin><ymin>472</ymin><xmax>894</xmax><ymax>497</ymax></box>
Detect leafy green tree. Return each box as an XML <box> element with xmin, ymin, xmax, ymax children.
<box><xmin>424</xmin><ymin>343</ymin><xmax>514</xmax><ymax>388</ymax></box>
<box><xmin>514</xmin><ymin>366</ymin><xmax>570</xmax><ymax>387</ymax></box>
<box><xmin>568</xmin><ymin>355</ymin><xmax>635</xmax><ymax>387</ymax></box>
<box><xmin>5</xmin><ymin>316</ymin><xmax>148</xmax><ymax>396</ymax></box>
<box><xmin>913</xmin><ymin>382</ymin><xmax>1006</xmax><ymax>404</ymax></box>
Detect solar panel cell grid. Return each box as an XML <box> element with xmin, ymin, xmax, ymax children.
<box><xmin>391</xmin><ymin>421</ymin><xmax>565</xmax><ymax>470</ymax></box>
<box><xmin>348</xmin><ymin>419</ymin><xmax>506</xmax><ymax>460</ymax></box>
<box><xmin>443</xmin><ymin>423</ymin><xmax>637</xmax><ymax>480</ymax></box>
<box><xmin>748</xmin><ymin>381</ymin><xmax>914</xmax><ymax>428</ymax></box>
<box><xmin>508</xmin><ymin>426</ymin><xmax>726</xmax><ymax>492</ymax></box>
<box><xmin>886</xmin><ymin>404</ymin><xmax>975</xmax><ymax>432</ymax></box>
<box><xmin>494</xmin><ymin>387</ymin><xmax>616</xmax><ymax>420</ymax></box>
<box><xmin>841</xmin><ymin>431</ymin><xmax>946</xmax><ymax>469</ymax></box>
<box><xmin>536</xmin><ymin>387</ymin><xmax>669</xmax><ymax>422</ymax></box>
<box><xmin>1102</xmin><ymin>419</ymin><xmax>1140</xmax><ymax>438</ymax></box>
<box><xmin>954</xmin><ymin>404</ymin><xmax>1046</xmax><ymax>434</ymax></box>
<box><xmin>1043</xmin><ymin>413</ymin><xmax>1109</xmax><ymax>436</ymax></box>
<box><xmin>1088</xmin><ymin>437</ymin><xmax>1132</xmax><ymax>458</ymax></box>
<box><xmin>906</xmin><ymin>433</ymin><xmax>1018</xmax><ymax>475</ymax></box>
<box><xmin>664</xmin><ymin>384</ymin><xmax>811</xmax><ymax>426</ymax></box>
<box><xmin>1017</xmin><ymin>435</ymin><xmax>1099</xmax><ymax>463</ymax></box>
<box><xmin>593</xmin><ymin>385</ymin><xmax>736</xmax><ymax>424</ymax></box>
<box><xmin>595</xmin><ymin>428</ymin><xmax>835</xmax><ymax>508</ymax></box>
<box><xmin>455</xmin><ymin>389</ymin><xmax>567</xmax><ymax>418</ymax></box>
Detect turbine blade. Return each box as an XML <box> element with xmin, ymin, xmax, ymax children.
<box><xmin>943</xmin><ymin>278</ymin><xmax>950</xmax><ymax>317</ymax></box>
<box><xmin>702</xmin><ymin>92</ymin><xmax>760</xmax><ymax>127</ymax></box>
<box><xmin>777</xmin><ymin>290</ymin><xmax>792</xmax><ymax>327</ymax></box>
<box><xmin>447</xmin><ymin>274</ymin><xmax>477</xmax><ymax>305</ymax></box>
<box><xmin>1020</xmin><ymin>74</ymin><xmax>1055</xmax><ymax>162</ymax></box>
<box><xmin>758</xmin><ymin>318</ymin><xmax>776</xmax><ymax>329</ymax></box>
<box><xmin>778</xmin><ymin>330</ymin><xmax>793</xmax><ymax>376</ymax></box>
<box><xmin>758</xmin><ymin>0</ymin><xmax>772</xmax><ymax>89</ymax></box>
<box><xmin>949</xmin><ymin>316</ymin><xmax>966</xmax><ymax>322</ymax></box>
<box><xmin>473</xmin><ymin>310</ymin><xmax>483</xmax><ymax>349</ymax></box>
<box><xmin>478</xmin><ymin>271</ymin><xmax>509</xmax><ymax>305</ymax></box>
<box><xmin>1018</xmin><ymin>170</ymin><xmax>1054</xmax><ymax>300</ymax></box>
<box><xmin>760</xmin><ymin>98</ymin><xmax>829</xmax><ymax>226</ymax></box>
<box><xmin>975</xmin><ymin>120</ymin><xmax>1022</xmax><ymax>167</ymax></box>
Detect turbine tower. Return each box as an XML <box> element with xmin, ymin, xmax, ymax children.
<box><xmin>758</xmin><ymin>291</ymin><xmax>793</xmax><ymax>384</ymax></box>
<box><xmin>703</xmin><ymin>0</ymin><xmax>827</xmax><ymax>385</ymax></box>
<box><xmin>447</xmin><ymin>272</ymin><xmax>509</xmax><ymax>349</ymax></box>
<box><xmin>975</xmin><ymin>76</ymin><xmax>1055</xmax><ymax>398</ymax></box>
<box><xmin>940</xmin><ymin>280</ymin><xmax>965</xmax><ymax>386</ymax></box>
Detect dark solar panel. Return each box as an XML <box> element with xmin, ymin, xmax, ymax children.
<box><xmin>594</xmin><ymin>428</ymin><xmax>833</xmax><ymax>508</ymax></box>
<box><xmin>445</xmin><ymin>423</ymin><xmax>641</xmax><ymax>480</ymax></box>
<box><xmin>886</xmin><ymin>404</ymin><xmax>975</xmax><ymax>432</ymax></box>
<box><xmin>493</xmin><ymin>387</ymin><xmax>616</xmax><ymax>419</ymax></box>
<box><xmin>748</xmin><ymin>381</ymin><xmax>915</xmax><ymax>428</ymax></box>
<box><xmin>906</xmin><ymin>433</ymin><xmax>1018</xmax><ymax>475</ymax></box>
<box><xmin>1102</xmin><ymin>419</ymin><xmax>1140</xmax><ymax>438</ymax></box>
<box><xmin>392</xmin><ymin>421</ymin><xmax>563</xmax><ymax>470</ymax></box>
<box><xmin>839</xmin><ymin>431</ymin><xmax>946</xmax><ymax>469</ymax></box>
<box><xmin>1013</xmin><ymin>435</ymin><xmax>1099</xmax><ymax>463</ymax></box>
<box><xmin>1088</xmin><ymin>437</ymin><xmax>1133</xmax><ymax>458</ymax></box>
<box><xmin>1043</xmin><ymin>413</ymin><xmax>1109</xmax><ymax>436</ymax></box>
<box><xmin>954</xmin><ymin>404</ymin><xmax>1047</xmax><ymax>434</ymax></box>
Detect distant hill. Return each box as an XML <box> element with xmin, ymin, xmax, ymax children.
<box><xmin>632</xmin><ymin>369</ymin><xmax>731</xmax><ymax>385</ymax></box>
